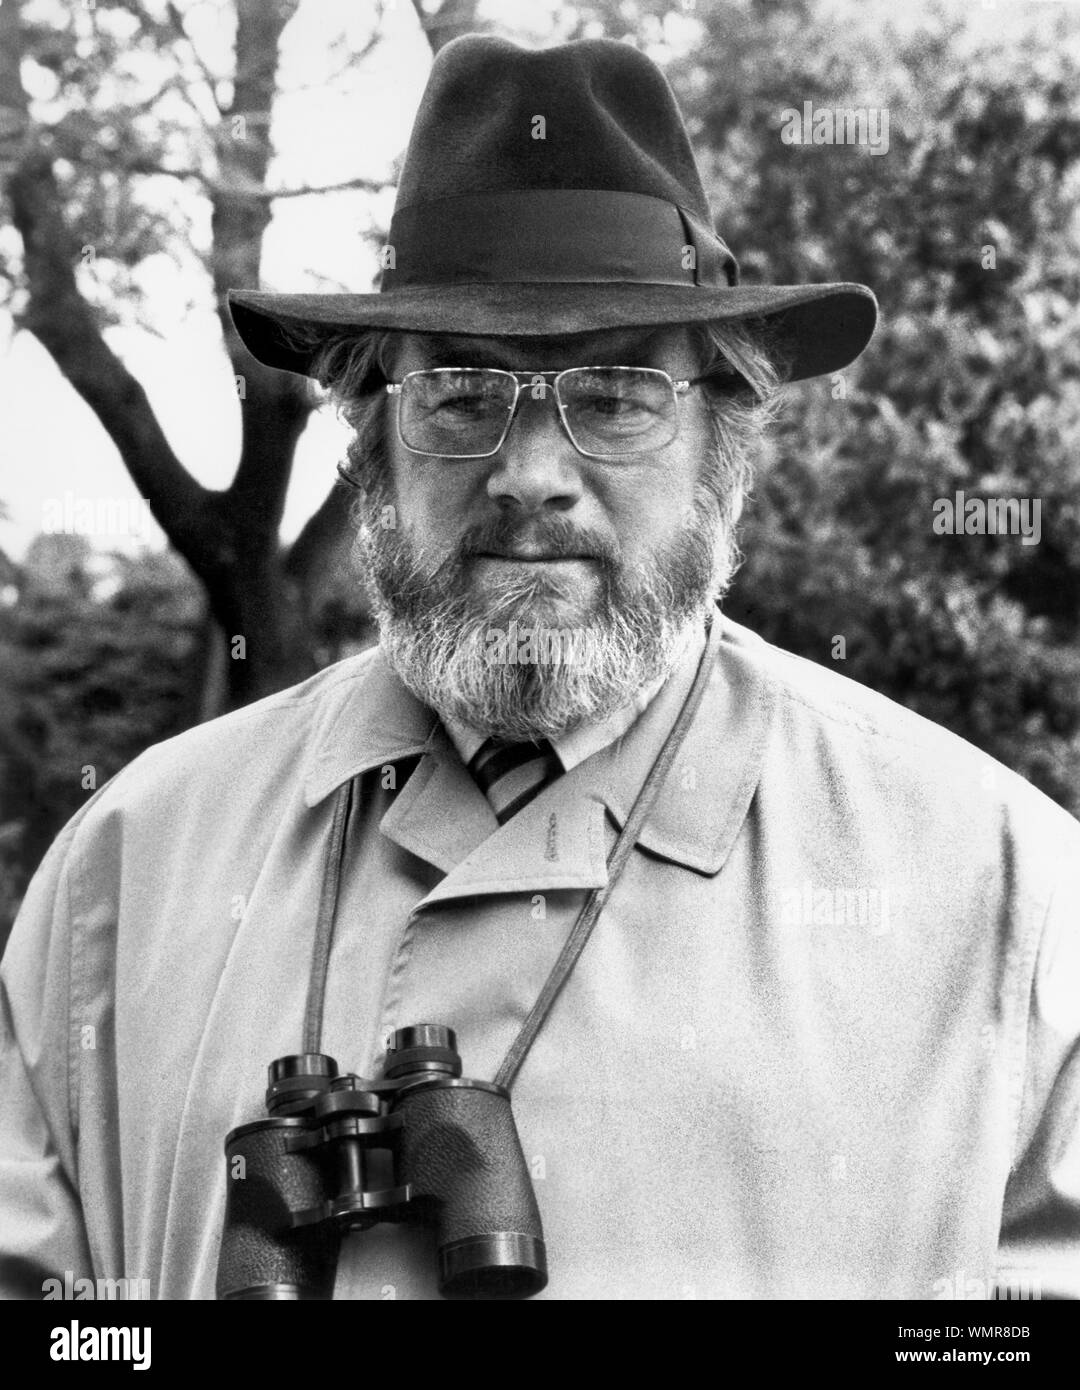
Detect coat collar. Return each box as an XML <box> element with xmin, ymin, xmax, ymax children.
<box><xmin>303</xmin><ymin>614</ymin><xmax>774</xmax><ymax>902</ymax></box>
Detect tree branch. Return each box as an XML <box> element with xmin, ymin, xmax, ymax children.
<box><xmin>285</xmin><ymin>478</ymin><xmax>354</xmax><ymax>589</ymax></box>
<box><xmin>164</xmin><ymin>0</ymin><xmax>226</xmax><ymax>112</ymax></box>
<box><xmin>410</xmin><ymin>0</ymin><xmax>484</xmax><ymax>54</ymax></box>
<box><xmin>54</xmin><ymin>143</ymin><xmax>388</xmax><ymax>202</ymax></box>
<box><xmin>261</xmin><ymin>174</ymin><xmax>390</xmax><ymax>199</ymax></box>
<box><xmin>116</xmin><ymin>0</ymin><xmax>223</xmax><ymax>113</ymax></box>
<box><xmin>0</xmin><ymin>0</ymin><xmax>232</xmax><ymax>578</ymax></box>
<box><xmin>215</xmin><ymin>0</ymin><xmax>310</xmax><ymax>519</ymax></box>
<box><xmin>7</xmin><ymin>153</ymin><xmax>221</xmax><ymax>570</ymax></box>
<box><xmin>280</xmin><ymin>20</ymin><xmax>385</xmax><ymax>94</ymax></box>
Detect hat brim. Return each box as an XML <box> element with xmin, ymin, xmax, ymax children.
<box><xmin>227</xmin><ymin>281</ymin><xmax>877</xmax><ymax>384</ymax></box>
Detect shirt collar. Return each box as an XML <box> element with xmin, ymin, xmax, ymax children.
<box><xmin>303</xmin><ymin>613</ymin><xmax>775</xmax><ymax>876</ymax></box>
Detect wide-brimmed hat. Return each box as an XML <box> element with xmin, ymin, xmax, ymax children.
<box><xmin>228</xmin><ymin>35</ymin><xmax>877</xmax><ymax>383</ymax></box>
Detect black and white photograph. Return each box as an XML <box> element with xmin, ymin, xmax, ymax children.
<box><xmin>0</xmin><ymin>0</ymin><xmax>1077</xmax><ymax>1350</ymax></box>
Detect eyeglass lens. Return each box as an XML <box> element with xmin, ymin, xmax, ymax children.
<box><xmin>397</xmin><ymin>367</ymin><xmax>680</xmax><ymax>457</ymax></box>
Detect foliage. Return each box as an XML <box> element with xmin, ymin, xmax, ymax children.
<box><xmin>0</xmin><ymin>536</ymin><xmax>206</xmax><ymax>948</ymax></box>
<box><xmin>660</xmin><ymin>0</ymin><xmax>1080</xmax><ymax>815</ymax></box>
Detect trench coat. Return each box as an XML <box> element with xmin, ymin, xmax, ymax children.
<box><xmin>2</xmin><ymin>614</ymin><xmax>1078</xmax><ymax>1300</ymax></box>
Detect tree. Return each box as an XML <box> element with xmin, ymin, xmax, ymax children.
<box><xmin>0</xmin><ymin>0</ymin><xmax>399</xmax><ymax>710</ymax></box>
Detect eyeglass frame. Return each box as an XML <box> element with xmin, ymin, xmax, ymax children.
<box><xmin>384</xmin><ymin>365</ymin><xmax>718</xmax><ymax>460</ymax></box>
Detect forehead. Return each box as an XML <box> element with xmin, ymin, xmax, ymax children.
<box><xmin>385</xmin><ymin>324</ymin><xmax>703</xmax><ymax>374</ymax></box>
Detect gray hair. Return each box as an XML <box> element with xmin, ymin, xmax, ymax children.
<box><xmin>691</xmin><ymin>318</ymin><xmax>786</xmax><ymax>538</ymax></box>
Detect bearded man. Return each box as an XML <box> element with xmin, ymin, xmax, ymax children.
<box><xmin>1</xmin><ymin>35</ymin><xmax>1078</xmax><ymax>1303</ymax></box>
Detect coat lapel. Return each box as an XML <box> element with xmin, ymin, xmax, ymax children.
<box><xmin>595</xmin><ymin>614</ymin><xmax>776</xmax><ymax>875</ymax></box>
<box><xmin>302</xmin><ymin>613</ymin><xmax>774</xmax><ymax>905</ymax></box>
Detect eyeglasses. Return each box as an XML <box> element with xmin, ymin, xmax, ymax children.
<box><xmin>385</xmin><ymin>366</ymin><xmax>714</xmax><ymax>459</ymax></box>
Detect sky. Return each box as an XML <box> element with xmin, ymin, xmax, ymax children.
<box><xmin>0</xmin><ymin>0</ymin><xmax>1074</xmax><ymax>562</ymax></box>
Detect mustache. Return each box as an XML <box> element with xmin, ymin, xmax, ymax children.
<box><xmin>457</xmin><ymin>514</ymin><xmax>617</xmax><ymax>566</ymax></box>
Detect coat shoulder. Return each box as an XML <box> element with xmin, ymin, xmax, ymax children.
<box><xmin>719</xmin><ymin>616</ymin><xmax>1080</xmax><ymax>849</ymax></box>
<box><xmin>74</xmin><ymin>648</ymin><xmax>383</xmax><ymax>830</ymax></box>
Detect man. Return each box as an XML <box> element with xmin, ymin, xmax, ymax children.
<box><xmin>1</xmin><ymin>36</ymin><xmax>1078</xmax><ymax>1302</ymax></box>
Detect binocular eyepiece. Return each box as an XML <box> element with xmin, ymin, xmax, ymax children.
<box><xmin>216</xmin><ymin>1025</ymin><xmax>547</xmax><ymax>1300</ymax></box>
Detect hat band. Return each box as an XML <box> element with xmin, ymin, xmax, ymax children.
<box><xmin>379</xmin><ymin>189</ymin><xmax>739</xmax><ymax>292</ymax></box>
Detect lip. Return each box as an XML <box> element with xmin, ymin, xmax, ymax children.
<box><xmin>476</xmin><ymin>551</ymin><xmax>593</xmax><ymax>562</ymax></box>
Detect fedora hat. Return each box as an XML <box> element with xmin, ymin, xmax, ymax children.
<box><xmin>228</xmin><ymin>35</ymin><xmax>877</xmax><ymax>383</ymax></box>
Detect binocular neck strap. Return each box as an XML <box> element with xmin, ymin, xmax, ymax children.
<box><xmin>494</xmin><ymin>611</ymin><xmax>715</xmax><ymax>1091</ymax></box>
<box><xmin>303</xmin><ymin>612</ymin><xmax>717</xmax><ymax>1073</ymax></box>
<box><xmin>303</xmin><ymin>774</ymin><xmax>355</xmax><ymax>1055</ymax></box>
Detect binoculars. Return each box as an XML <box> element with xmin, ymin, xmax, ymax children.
<box><xmin>216</xmin><ymin>1025</ymin><xmax>547</xmax><ymax>1300</ymax></box>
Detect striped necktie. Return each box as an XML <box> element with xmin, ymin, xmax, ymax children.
<box><xmin>468</xmin><ymin>737</ymin><xmax>564</xmax><ymax>825</ymax></box>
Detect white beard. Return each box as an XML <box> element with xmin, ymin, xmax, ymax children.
<box><xmin>352</xmin><ymin>481</ymin><xmax>735</xmax><ymax>742</ymax></box>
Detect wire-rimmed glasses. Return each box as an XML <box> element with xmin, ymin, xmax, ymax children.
<box><xmin>386</xmin><ymin>365</ymin><xmax>712</xmax><ymax>459</ymax></box>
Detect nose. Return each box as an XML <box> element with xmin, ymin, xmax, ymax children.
<box><xmin>484</xmin><ymin>386</ymin><xmax>584</xmax><ymax>512</ymax></box>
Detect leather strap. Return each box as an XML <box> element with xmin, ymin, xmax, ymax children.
<box><xmin>303</xmin><ymin>776</ymin><xmax>354</xmax><ymax>1055</ymax></box>
<box><xmin>494</xmin><ymin>614</ymin><xmax>715</xmax><ymax>1090</ymax></box>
